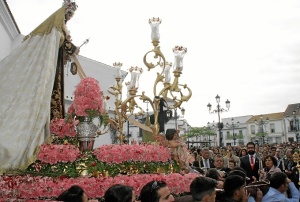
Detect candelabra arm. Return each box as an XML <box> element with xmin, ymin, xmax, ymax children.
<box><xmin>159</xmin><ymin>83</ymin><xmax>192</xmax><ymax>110</ymax></box>
<box><xmin>121</xmin><ymin>95</ymin><xmax>137</xmax><ymax>119</ymax></box>
<box><xmin>169</xmin><ymin>70</ymin><xmax>181</xmax><ymax>92</ymax></box>
<box><xmin>178</xmin><ymin>84</ymin><xmax>192</xmax><ymax>102</ymax></box>
<box><xmin>143</xmin><ymin>46</ymin><xmax>166</xmax><ymax>71</ymax></box>
<box><xmin>107</xmin><ymin>87</ymin><xmax>121</xmax><ymax>97</ymax></box>
<box><xmin>107</xmin><ymin>77</ymin><xmax>126</xmax><ymax>144</ymax></box>
<box><xmin>159</xmin><ymin>83</ymin><xmax>171</xmax><ymax>98</ymax></box>
<box><xmin>135</xmin><ymin>92</ymin><xmax>160</xmax><ymax>135</ymax></box>
<box><xmin>153</xmin><ymin>72</ymin><xmax>165</xmax><ymax>96</ymax></box>
<box><xmin>107</xmin><ymin>78</ymin><xmax>122</xmax><ymax>96</ymax></box>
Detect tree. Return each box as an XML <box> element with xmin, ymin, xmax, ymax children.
<box><xmin>185</xmin><ymin>126</ymin><xmax>215</xmax><ymax>139</ymax></box>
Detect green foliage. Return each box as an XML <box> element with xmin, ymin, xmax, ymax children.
<box><xmin>255</xmin><ymin>132</ymin><xmax>268</xmax><ymax>137</ymax></box>
<box><xmin>85</xmin><ymin>109</ymin><xmax>101</xmax><ymax>121</ymax></box>
<box><xmin>26</xmin><ymin>161</ymin><xmax>79</xmax><ymax>178</ymax></box>
<box><xmin>52</xmin><ymin>136</ymin><xmax>79</xmax><ymax>145</ymax></box>
<box><xmin>185</xmin><ymin>127</ymin><xmax>215</xmax><ymax>138</ymax></box>
<box><xmin>226</xmin><ymin>134</ymin><xmax>243</xmax><ymax>140</ymax></box>
<box><xmin>100</xmin><ymin>113</ymin><xmax>109</xmax><ymax>127</ymax></box>
<box><xmin>25</xmin><ymin>151</ymin><xmax>179</xmax><ymax>178</ymax></box>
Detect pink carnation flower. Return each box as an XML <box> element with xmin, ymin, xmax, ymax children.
<box><xmin>69</xmin><ymin>77</ymin><xmax>104</xmax><ymax>117</ymax></box>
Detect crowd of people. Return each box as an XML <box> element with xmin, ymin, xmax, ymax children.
<box><xmin>54</xmin><ymin>139</ymin><xmax>300</xmax><ymax>202</ymax></box>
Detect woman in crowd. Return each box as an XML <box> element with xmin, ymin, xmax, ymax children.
<box><xmin>104</xmin><ymin>184</ymin><xmax>136</xmax><ymax>202</ymax></box>
<box><xmin>228</xmin><ymin>159</ymin><xmax>236</xmax><ymax>170</ymax></box>
<box><xmin>213</xmin><ymin>148</ymin><xmax>220</xmax><ymax>158</ymax></box>
<box><xmin>239</xmin><ymin>148</ymin><xmax>248</xmax><ymax>157</ymax></box>
<box><xmin>259</xmin><ymin>155</ymin><xmax>281</xmax><ymax>181</ymax></box>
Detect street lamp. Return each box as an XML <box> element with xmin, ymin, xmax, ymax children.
<box><xmin>207</xmin><ymin>95</ymin><xmax>230</xmax><ymax>146</ymax></box>
<box><xmin>287</xmin><ymin>110</ymin><xmax>300</xmax><ymax>142</ymax></box>
<box><xmin>226</xmin><ymin>118</ymin><xmax>240</xmax><ymax>145</ymax></box>
<box><xmin>254</xmin><ymin>115</ymin><xmax>269</xmax><ymax>145</ymax></box>
<box><xmin>207</xmin><ymin>121</ymin><xmax>217</xmax><ymax>146</ymax></box>
<box><xmin>174</xmin><ymin>108</ymin><xmax>185</xmax><ymax>130</ymax></box>
<box><xmin>186</xmin><ymin>124</ymin><xmax>191</xmax><ymax>148</ymax></box>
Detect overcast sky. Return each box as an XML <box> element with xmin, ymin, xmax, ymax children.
<box><xmin>7</xmin><ymin>0</ymin><xmax>300</xmax><ymax>127</ymax></box>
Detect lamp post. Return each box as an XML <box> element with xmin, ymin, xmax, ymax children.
<box><xmin>287</xmin><ymin>110</ymin><xmax>300</xmax><ymax>143</ymax></box>
<box><xmin>207</xmin><ymin>95</ymin><xmax>230</xmax><ymax>147</ymax></box>
<box><xmin>187</xmin><ymin>124</ymin><xmax>191</xmax><ymax>148</ymax></box>
<box><xmin>226</xmin><ymin>118</ymin><xmax>240</xmax><ymax>145</ymax></box>
<box><xmin>207</xmin><ymin>121</ymin><xmax>217</xmax><ymax>147</ymax></box>
<box><xmin>174</xmin><ymin>108</ymin><xmax>185</xmax><ymax>130</ymax></box>
<box><xmin>254</xmin><ymin>115</ymin><xmax>269</xmax><ymax>145</ymax></box>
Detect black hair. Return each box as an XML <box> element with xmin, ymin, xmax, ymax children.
<box><xmin>140</xmin><ymin>180</ymin><xmax>167</xmax><ymax>202</ymax></box>
<box><xmin>190</xmin><ymin>177</ymin><xmax>217</xmax><ymax>201</ymax></box>
<box><xmin>246</xmin><ymin>142</ymin><xmax>255</xmax><ymax>148</ymax></box>
<box><xmin>165</xmin><ymin>129</ymin><xmax>177</xmax><ymax>141</ymax></box>
<box><xmin>239</xmin><ymin>148</ymin><xmax>248</xmax><ymax>157</ymax></box>
<box><xmin>228</xmin><ymin>169</ymin><xmax>246</xmax><ymax>181</ymax></box>
<box><xmin>104</xmin><ymin>184</ymin><xmax>133</xmax><ymax>202</ymax></box>
<box><xmin>230</xmin><ymin>166</ymin><xmax>247</xmax><ymax>175</ymax></box>
<box><xmin>264</xmin><ymin>155</ymin><xmax>278</xmax><ymax>167</ymax></box>
<box><xmin>57</xmin><ymin>185</ymin><xmax>85</xmax><ymax>202</ymax></box>
<box><xmin>205</xmin><ymin>168</ymin><xmax>220</xmax><ymax>181</ymax></box>
<box><xmin>269</xmin><ymin>172</ymin><xmax>287</xmax><ymax>189</ymax></box>
<box><xmin>223</xmin><ymin>175</ymin><xmax>245</xmax><ymax>197</ymax></box>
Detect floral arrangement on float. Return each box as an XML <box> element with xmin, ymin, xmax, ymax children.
<box><xmin>67</xmin><ymin>77</ymin><xmax>104</xmax><ymax>121</ymax></box>
<box><xmin>49</xmin><ymin>77</ymin><xmax>110</xmax><ymax>149</ymax></box>
<box><xmin>0</xmin><ymin>76</ymin><xmax>192</xmax><ymax>201</ymax></box>
<box><xmin>67</xmin><ymin>77</ymin><xmax>110</xmax><ymax>151</ymax></box>
<box><xmin>25</xmin><ymin>143</ymin><xmax>178</xmax><ymax>178</ymax></box>
<box><xmin>0</xmin><ymin>173</ymin><xmax>199</xmax><ymax>200</ymax></box>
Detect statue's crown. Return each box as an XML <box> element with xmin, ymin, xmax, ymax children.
<box><xmin>62</xmin><ymin>0</ymin><xmax>77</xmax><ymax>14</ymax></box>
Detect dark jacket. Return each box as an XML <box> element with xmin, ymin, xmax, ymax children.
<box><xmin>198</xmin><ymin>157</ymin><xmax>215</xmax><ymax>168</ymax></box>
<box><xmin>240</xmin><ymin>155</ymin><xmax>259</xmax><ymax>182</ymax></box>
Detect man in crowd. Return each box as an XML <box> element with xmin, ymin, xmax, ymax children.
<box><xmin>140</xmin><ymin>180</ymin><xmax>175</xmax><ymax>202</ymax></box>
<box><xmin>222</xmin><ymin>175</ymin><xmax>248</xmax><ymax>202</ymax></box>
<box><xmin>213</xmin><ymin>154</ymin><xmax>231</xmax><ymax>178</ymax></box>
<box><xmin>270</xmin><ymin>146</ymin><xmax>277</xmax><ymax>157</ymax></box>
<box><xmin>240</xmin><ymin>142</ymin><xmax>259</xmax><ymax>183</ymax></box>
<box><xmin>283</xmin><ymin>149</ymin><xmax>300</xmax><ymax>196</ymax></box>
<box><xmin>262</xmin><ymin>172</ymin><xmax>299</xmax><ymax>201</ymax></box>
<box><xmin>190</xmin><ymin>176</ymin><xmax>218</xmax><ymax>202</ymax></box>
<box><xmin>199</xmin><ymin>147</ymin><xmax>215</xmax><ymax>169</ymax></box>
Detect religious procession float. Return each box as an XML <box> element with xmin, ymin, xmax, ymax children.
<box><xmin>0</xmin><ymin>0</ymin><xmax>197</xmax><ymax>201</ymax></box>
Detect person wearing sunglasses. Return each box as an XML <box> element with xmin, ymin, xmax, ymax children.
<box><xmin>139</xmin><ymin>180</ymin><xmax>175</xmax><ymax>202</ymax></box>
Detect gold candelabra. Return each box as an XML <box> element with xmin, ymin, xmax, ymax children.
<box><xmin>108</xmin><ymin>17</ymin><xmax>192</xmax><ymax>143</ymax></box>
